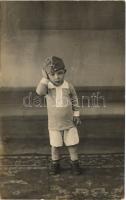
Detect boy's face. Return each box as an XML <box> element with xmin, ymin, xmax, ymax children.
<box><xmin>48</xmin><ymin>69</ymin><xmax>66</xmax><ymax>86</ymax></box>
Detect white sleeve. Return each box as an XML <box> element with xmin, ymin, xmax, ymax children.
<box><xmin>36</xmin><ymin>78</ymin><xmax>49</xmax><ymax>96</ymax></box>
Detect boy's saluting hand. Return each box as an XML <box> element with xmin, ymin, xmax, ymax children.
<box><xmin>42</xmin><ymin>68</ymin><xmax>49</xmax><ymax>79</ymax></box>
<box><xmin>73</xmin><ymin>116</ymin><xmax>81</xmax><ymax>126</ymax></box>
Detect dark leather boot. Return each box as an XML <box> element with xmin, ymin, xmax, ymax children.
<box><xmin>49</xmin><ymin>160</ymin><xmax>60</xmax><ymax>175</ymax></box>
<box><xmin>71</xmin><ymin>160</ymin><xmax>81</xmax><ymax>175</ymax></box>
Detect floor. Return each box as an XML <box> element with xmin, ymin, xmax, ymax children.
<box><xmin>0</xmin><ymin>153</ymin><xmax>124</xmax><ymax>200</ymax></box>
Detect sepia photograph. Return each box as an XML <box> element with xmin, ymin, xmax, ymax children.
<box><xmin>0</xmin><ymin>1</ymin><xmax>125</xmax><ymax>199</ymax></box>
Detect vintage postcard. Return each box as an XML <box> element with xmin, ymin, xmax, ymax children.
<box><xmin>0</xmin><ymin>1</ymin><xmax>125</xmax><ymax>199</ymax></box>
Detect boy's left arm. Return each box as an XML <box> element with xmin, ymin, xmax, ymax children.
<box><xmin>69</xmin><ymin>83</ymin><xmax>81</xmax><ymax>126</ymax></box>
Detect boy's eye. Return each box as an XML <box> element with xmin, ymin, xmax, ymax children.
<box><xmin>50</xmin><ymin>72</ymin><xmax>64</xmax><ymax>76</ymax></box>
<box><xmin>57</xmin><ymin>71</ymin><xmax>64</xmax><ymax>75</ymax></box>
<box><xmin>50</xmin><ymin>72</ymin><xmax>55</xmax><ymax>76</ymax></box>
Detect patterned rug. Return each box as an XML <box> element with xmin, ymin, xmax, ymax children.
<box><xmin>0</xmin><ymin>153</ymin><xmax>124</xmax><ymax>200</ymax></box>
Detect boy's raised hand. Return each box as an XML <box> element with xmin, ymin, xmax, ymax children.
<box><xmin>42</xmin><ymin>68</ymin><xmax>48</xmax><ymax>79</ymax></box>
<box><xmin>73</xmin><ymin>116</ymin><xmax>81</xmax><ymax>126</ymax></box>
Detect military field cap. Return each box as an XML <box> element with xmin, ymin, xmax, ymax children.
<box><xmin>43</xmin><ymin>56</ymin><xmax>66</xmax><ymax>74</ymax></box>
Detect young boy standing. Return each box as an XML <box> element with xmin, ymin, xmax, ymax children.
<box><xmin>36</xmin><ymin>56</ymin><xmax>81</xmax><ymax>175</ymax></box>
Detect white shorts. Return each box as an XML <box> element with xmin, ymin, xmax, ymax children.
<box><xmin>48</xmin><ymin>127</ymin><xmax>79</xmax><ymax>147</ymax></box>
